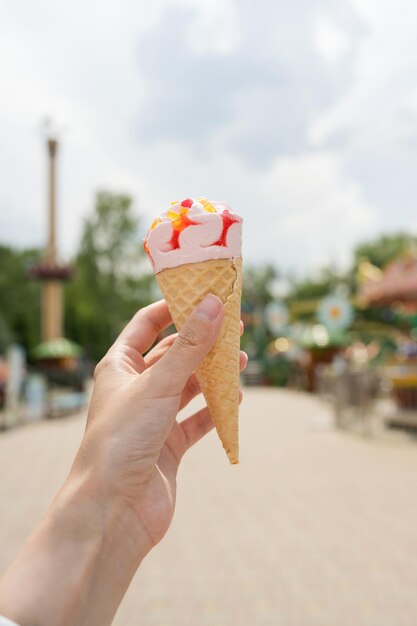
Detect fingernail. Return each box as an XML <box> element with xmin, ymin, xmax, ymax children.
<box><xmin>195</xmin><ymin>294</ymin><xmax>222</xmax><ymax>321</ymax></box>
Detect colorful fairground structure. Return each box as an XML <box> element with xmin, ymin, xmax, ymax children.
<box><xmin>243</xmin><ymin>292</ymin><xmax>355</xmax><ymax>391</ymax></box>
<box><xmin>358</xmin><ymin>251</ymin><xmax>417</xmax><ymax>424</ymax></box>
<box><xmin>241</xmin><ymin>249</ymin><xmax>417</xmax><ymax>433</ymax></box>
<box><xmin>0</xmin><ymin>133</ymin><xmax>86</xmax><ymax>429</ymax></box>
<box><xmin>29</xmin><ymin>136</ymin><xmax>74</xmax><ymax>346</ymax></box>
<box><xmin>29</xmin><ymin>133</ymin><xmax>86</xmax><ymax>403</ymax></box>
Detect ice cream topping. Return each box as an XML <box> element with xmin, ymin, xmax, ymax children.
<box><xmin>144</xmin><ymin>198</ymin><xmax>243</xmax><ymax>273</ymax></box>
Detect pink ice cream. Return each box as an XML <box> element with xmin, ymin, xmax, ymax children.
<box><xmin>144</xmin><ymin>198</ymin><xmax>243</xmax><ymax>274</ymax></box>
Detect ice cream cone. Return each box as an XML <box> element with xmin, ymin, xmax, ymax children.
<box><xmin>144</xmin><ymin>197</ymin><xmax>243</xmax><ymax>464</ymax></box>
<box><xmin>156</xmin><ymin>257</ymin><xmax>242</xmax><ymax>464</ymax></box>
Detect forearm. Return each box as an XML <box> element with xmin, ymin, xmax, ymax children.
<box><xmin>0</xmin><ymin>470</ymin><xmax>150</xmax><ymax>626</ymax></box>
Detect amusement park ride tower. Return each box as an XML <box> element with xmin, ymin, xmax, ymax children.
<box><xmin>31</xmin><ymin>135</ymin><xmax>72</xmax><ymax>341</ymax></box>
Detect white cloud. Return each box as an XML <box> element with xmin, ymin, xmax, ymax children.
<box><xmin>0</xmin><ymin>0</ymin><xmax>245</xmax><ymax>257</ymax></box>
<box><xmin>0</xmin><ymin>0</ymin><xmax>160</xmax><ymax>254</ymax></box>
<box><xmin>4</xmin><ymin>0</ymin><xmax>417</xmax><ymax>277</ymax></box>
<box><xmin>263</xmin><ymin>152</ymin><xmax>378</xmax><ymax>270</ymax></box>
<box><xmin>134</xmin><ymin>144</ymin><xmax>377</xmax><ymax>272</ymax></box>
<box><xmin>313</xmin><ymin>15</ymin><xmax>351</xmax><ymax>64</ymax></box>
<box><xmin>186</xmin><ymin>0</ymin><xmax>240</xmax><ymax>54</ymax></box>
<box><xmin>309</xmin><ymin>0</ymin><xmax>417</xmax><ymax>153</ymax></box>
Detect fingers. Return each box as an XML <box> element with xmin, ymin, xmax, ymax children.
<box><xmin>150</xmin><ymin>294</ymin><xmax>224</xmax><ymax>396</ymax></box>
<box><xmin>179</xmin><ymin>350</ymin><xmax>248</xmax><ymax>410</ymax></box>
<box><xmin>146</xmin><ymin>339</ymin><xmax>247</xmax><ymax>409</ymax></box>
<box><xmin>115</xmin><ymin>300</ymin><xmax>173</xmax><ymax>355</ymax></box>
<box><xmin>180</xmin><ymin>390</ymin><xmax>244</xmax><ymax>454</ymax></box>
<box><xmin>239</xmin><ymin>350</ymin><xmax>248</xmax><ymax>371</ymax></box>
<box><xmin>113</xmin><ymin>300</ymin><xmax>244</xmax><ymax>363</ymax></box>
<box><xmin>142</xmin><ymin>312</ymin><xmax>243</xmax><ymax>371</ymax></box>
<box><xmin>144</xmin><ymin>325</ymin><xmax>247</xmax><ymax>408</ymax></box>
<box><xmin>144</xmin><ymin>333</ymin><xmax>177</xmax><ymax>367</ymax></box>
<box><xmin>146</xmin><ymin>331</ymin><xmax>246</xmax><ymax>372</ymax></box>
<box><xmin>179</xmin><ymin>374</ymin><xmax>201</xmax><ymax>410</ymax></box>
<box><xmin>179</xmin><ymin>406</ymin><xmax>215</xmax><ymax>452</ymax></box>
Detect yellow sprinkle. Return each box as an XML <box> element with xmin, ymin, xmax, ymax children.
<box><xmin>167</xmin><ymin>210</ymin><xmax>180</xmax><ymax>220</ymax></box>
<box><xmin>170</xmin><ymin>200</ymin><xmax>178</xmax><ymax>205</ymax></box>
<box><xmin>198</xmin><ymin>197</ymin><xmax>216</xmax><ymax>213</ymax></box>
<box><xmin>150</xmin><ymin>218</ymin><xmax>162</xmax><ymax>230</ymax></box>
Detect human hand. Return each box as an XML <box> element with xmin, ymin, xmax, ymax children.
<box><xmin>0</xmin><ymin>295</ymin><xmax>247</xmax><ymax>626</ymax></box>
<box><xmin>72</xmin><ymin>294</ymin><xmax>247</xmax><ymax>551</ymax></box>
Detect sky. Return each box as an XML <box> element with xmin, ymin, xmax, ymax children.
<box><xmin>1</xmin><ymin>0</ymin><xmax>417</xmax><ymax>275</ymax></box>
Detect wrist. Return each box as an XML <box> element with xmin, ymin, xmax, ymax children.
<box><xmin>62</xmin><ymin>464</ymin><xmax>153</xmax><ymax>560</ymax></box>
<box><xmin>0</xmin><ymin>469</ymin><xmax>150</xmax><ymax>626</ymax></box>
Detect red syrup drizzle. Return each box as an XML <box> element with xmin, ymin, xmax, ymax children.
<box><xmin>146</xmin><ymin>202</ymin><xmax>240</xmax><ymax>255</ymax></box>
<box><xmin>169</xmin><ymin>214</ymin><xmax>199</xmax><ymax>249</ymax></box>
<box><xmin>212</xmin><ymin>209</ymin><xmax>240</xmax><ymax>246</ymax></box>
<box><xmin>167</xmin><ymin>199</ymin><xmax>200</xmax><ymax>249</ymax></box>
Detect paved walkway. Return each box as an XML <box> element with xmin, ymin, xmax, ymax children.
<box><xmin>1</xmin><ymin>389</ymin><xmax>417</xmax><ymax>625</ymax></box>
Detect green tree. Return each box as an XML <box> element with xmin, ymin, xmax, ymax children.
<box><xmin>65</xmin><ymin>191</ymin><xmax>154</xmax><ymax>361</ymax></box>
<box><xmin>241</xmin><ymin>263</ymin><xmax>277</xmax><ymax>357</ymax></box>
<box><xmin>353</xmin><ymin>232</ymin><xmax>417</xmax><ymax>270</ymax></box>
<box><xmin>287</xmin><ymin>267</ymin><xmax>346</xmax><ymax>302</ymax></box>
<box><xmin>349</xmin><ymin>232</ymin><xmax>417</xmax><ymax>345</ymax></box>
<box><xmin>0</xmin><ymin>246</ymin><xmax>41</xmax><ymax>355</ymax></box>
<box><xmin>242</xmin><ymin>263</ymin><xmax>277</xmax><ymax>309</ymax></box>
<box><xmin>284</xmin><ymin>266</ymin><xmax>354</xmax><ymax>323</ymax></box>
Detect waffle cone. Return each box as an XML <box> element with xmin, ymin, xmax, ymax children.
<box><xmin>156</xmin><ymin>257</ymin><xmax>242</xmax><ymax>464</ymax></box>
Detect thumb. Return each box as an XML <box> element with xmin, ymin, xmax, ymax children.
<box><xmin>150</xmin><ymin>294</ymin><xmax>224</xmax><ymax>395</ymax></box>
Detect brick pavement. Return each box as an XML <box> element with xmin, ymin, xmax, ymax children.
<box><xmin>1</xmin><ymin>388</ymin><xmax>417</xmax><ymax>625</ymax></box>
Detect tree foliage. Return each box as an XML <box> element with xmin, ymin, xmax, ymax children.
<box><xmin>65</xmin><ymin>191</ymin><xmax>154</xmax><ymax>361</ymax></box>
<box><xmin>1</xmin><ymin>200</ymin><xmax>416</xmax><ymax>371</ymax></box>
<box><xmin>0</xmin><ymin>246</ymin><xmax>41</xmax><ymax>354</ymax></box>
<box><xmin>0</xmin><ymin>192</ymin><xmax>154</xmax><ymax>361</ymax></box>
<box><xmin>242</xmin><ymin>264</ymin><xmax>277</xmax><ymax>310</ymax></box>
<box><xmin>287</xmin><ymin>267</ymin><xmax>346</xmax><ymax>302</ymax></box>
<box><xmin>353</xmin><ymin>233</ymin><xmax>417</xmax><ymax>270</ymax></box>
<box><xmin>241</xmin><ymin>263</ymin><xmax>277</xmax><ymax>358</ymax></box>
